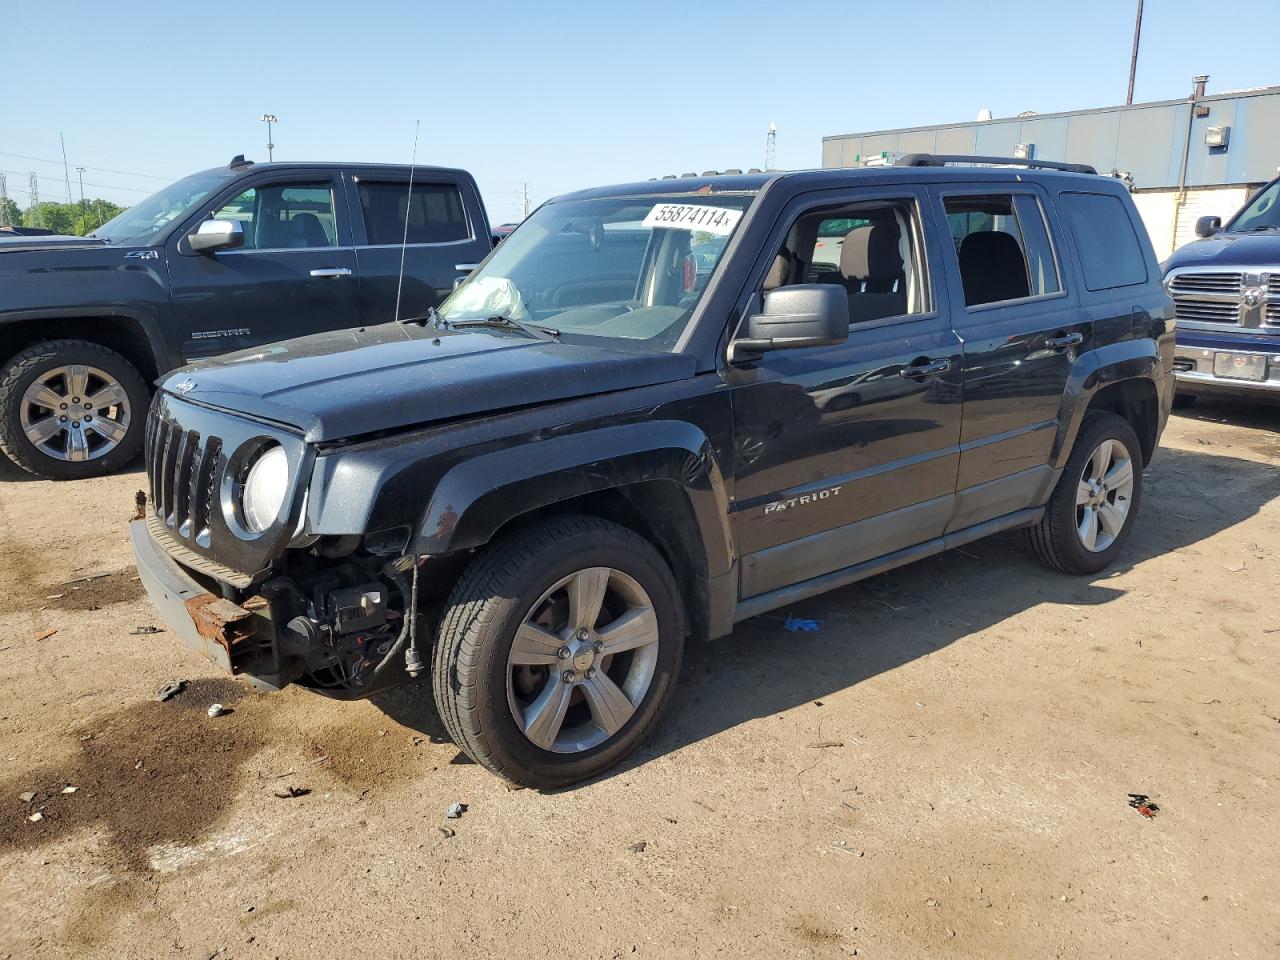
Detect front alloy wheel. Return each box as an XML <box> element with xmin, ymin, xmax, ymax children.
<box><xmin>508</xmin><ymin>567</ymin><xmax>661</xmax><ymax>754</ymax></box>
<box><xmin>433</xmin><ymin>515</ymin><xmax>684</xmax><ymax>788</ymax></box>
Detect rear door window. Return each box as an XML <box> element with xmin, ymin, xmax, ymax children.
<box><xmin>357</xmin><ymin>181</ymin><xmax>470</xmax><ymax>245</ymax></box>
<box><xmin>1060</xmin><ymin>192</ymin><xmax>1147</xmax><ymax>291</ymax></box>
<box><xmin>944</xmin><ymin>194</ymin><xmax>1061</xmax><ymax>306</ymax></box>
<box><xmin>208</xmin><ymin>182</ymin><xmax>336</xmax><ymax>250</ymax></box>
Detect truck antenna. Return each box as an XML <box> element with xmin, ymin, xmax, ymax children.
<box><xmin>393</xmin><ymin>119</ymin><xmax>421</xmax><ymax>325</ymax></box>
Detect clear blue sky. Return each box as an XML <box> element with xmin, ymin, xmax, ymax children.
<box><xmin>6</xmin><ymin>0</ymin><xmax>1279</xmax><ymax>224</ymax></box>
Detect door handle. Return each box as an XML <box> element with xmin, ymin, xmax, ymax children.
<box><xmin>309</xmin><ymin>267</ymin><xmax>353</xmax><ymax>278</ymax></box>
<box><xmin>899</xmin><ymin>358</ymin><xmax>952</xmax><ymax>380</ymax></box>
<box><xmin>1045</xmin><ymin>331</ymin><xmax>1084</xmax><ymax>350</ymax></box>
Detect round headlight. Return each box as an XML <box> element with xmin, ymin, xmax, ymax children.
<box><xmin>242</xmin><ymin>444</ymin><xmax>289</xmax><ymax>533</ymax></box>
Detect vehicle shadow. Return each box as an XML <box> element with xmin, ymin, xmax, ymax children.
<box><xmin>374</xmin><ymin>443</ymin><xmax>1278</xmax><ymax>786</ymax></box>
<box><xmin>1175</xmin><ymin>396</ymin><xmax>1280</xmax><ymax>432</ymax></box>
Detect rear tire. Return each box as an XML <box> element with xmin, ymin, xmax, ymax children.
<box><xmin>1029</xmin><ymin>411</ymin><xmax>1143</xmax><ymax>575</ymax></box>
<box><xmin>0</xmin><ymin>339</ymin><xmax>149</xmax><ymax>480</ymax></box>
<box><xmin>432</xmin><ymin>515</ymin><xmax>685</xmax><ymax>789</ymax></box>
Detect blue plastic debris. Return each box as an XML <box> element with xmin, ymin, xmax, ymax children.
<box><xmin>783</xmin><ymin>614</ymin><xmax>822</xmax><ymax>633</ymax></box>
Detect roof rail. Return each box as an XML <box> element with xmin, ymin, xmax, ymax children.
<box><xmin>895</xmin><ymin>153</ymin><xmax>1097</xmax><ymax>175</ymax></box>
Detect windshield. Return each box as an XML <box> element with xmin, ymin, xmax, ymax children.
<box><xmin>94</xmin><ymin>171</ymin><xmax>232</xmax><ymax>245</ymax></box>
<box><xmin>1227</xmin><ymin>179</ymin><xmax>1280</xmax><ymax>233</ymax></box>
<box><xmin>438</xmin><ymin>193</ymin><xmax>754</xmax><ymax>351</ymax></box>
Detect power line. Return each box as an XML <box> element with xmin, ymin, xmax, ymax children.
<box><xmin>0</xmin><ymin>169</ymin><xmax>151</xmax><ymax>195</ymax></box>
<box><xmin>0</xmin><ymin>150</ymin><xmax>173</xmax><ymax>181</ymax></box>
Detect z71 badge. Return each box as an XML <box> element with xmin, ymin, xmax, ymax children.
<box><xmin>764</xmin><ymin>485</ymin><xmax>842</xmax><ymax>515</ymax></box>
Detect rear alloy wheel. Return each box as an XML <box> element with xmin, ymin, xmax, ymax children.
<box><xmin>0</xmin><ymin>340</ymin><xmax>149</xmax><ymax>480</ymax></box>
<box><xmin>1074</xmin><ymin>436</ymin><xmax>1135</xmax><ymax>554</ymax></box>
<box><xmin>1029</xmin><ymin>411</ymin><xmax>1144</xmax><ymax>575</ymax></box>
<box><xmin>433</xmin><ymin>516</ymin><xmax>684</xmax><ymax>788</ymax></box>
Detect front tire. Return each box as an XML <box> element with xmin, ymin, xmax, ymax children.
<box><xmin>0</xmin><ymin>339</ymin><xmax>149</xmax><ymax>480</ymax></box>
<box><xmin>432</xmin><ymin>515</ymin><xmax>685</xmax><ymax>788</ymax></box>
<box><xmin>1029</xmin><ymin>411</ymin><xmax>1143</xmax><ymax>575</ymax></box>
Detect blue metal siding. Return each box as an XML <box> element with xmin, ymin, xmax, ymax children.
<box><xmin>1233</xmin><ymin>95</ymin><xmax>1280</xmax><ymax>183</ymax></box>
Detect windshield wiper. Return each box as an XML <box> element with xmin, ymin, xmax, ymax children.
<box><xmin>1243</xmin><ymin>224</ymin><xmax>1279</xmax><ymax>233</ymax></box>
<box><xmin>398</xmin><ymin>306</ymin><xmax>442</xmax><ymax>326</ymax></box>
<box><xmin>448</xmin><ymin>314</ymin><xmax>560</xmax><ymax>341</ymax></box>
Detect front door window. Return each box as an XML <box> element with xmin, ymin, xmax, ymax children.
<box><xmin>209</xmin><ymin>183</ymin><xmax>337</xmax><ymax>250</ymax></box>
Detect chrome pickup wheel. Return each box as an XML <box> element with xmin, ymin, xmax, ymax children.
<box><xmin>0</xmin><ymin>340</ymin><xmax>148</xmax><ymax>480</ymax></box>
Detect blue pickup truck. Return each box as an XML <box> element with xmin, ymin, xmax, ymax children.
<box><xmin>1164</xmin><ymin>176</ymin><xmax>1280</xmax><ymax>406</ymax></box>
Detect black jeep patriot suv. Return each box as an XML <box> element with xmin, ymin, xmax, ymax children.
<box><xmin>131</xmin><ymin>156</ymin><xmax>1175</xmax><ymax>787</ymax></box>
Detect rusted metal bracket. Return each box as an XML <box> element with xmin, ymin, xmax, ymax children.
<box><xmin>185</xmin><ymin>594</ymin><xmax>259</xmax><ymax>666</ymax></box>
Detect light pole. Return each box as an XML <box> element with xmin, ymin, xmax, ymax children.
<box><xmin>75</xmin><ymin>167</ymin><xmax>86</xmax><ymax>233</ymax></box>
<box><xmin>260</xmin><ymin>114</ymin><xmax>278</xmax><ymax>161</ymax></box>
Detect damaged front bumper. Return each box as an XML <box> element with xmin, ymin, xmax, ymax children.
<box><xmin>129</xmin><ymin>519</ymin><xmax>287</xmax><ymax>690</ymax></box>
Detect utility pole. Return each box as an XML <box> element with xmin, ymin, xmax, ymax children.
<box><xmin>0</xmin><ymin>174</ymin><xmax>10</xmax><ymax>227</ymax></box>
<box><xmin>60</xmin><ymin>132</ymin><xmax>73</xmax><ymax>203</ymax></box>
<box><xmin>522</xmin><ymin>182</ymin><xmax>530</xmax><ymax>219</ymax></box>
<box><xmin>28</xmin><ymin>173</ymin><xmax>41</xmax><ymax>228</ymax></box>
<box><xmin>260</xmin><ymin>114</ymin><xmax>277</xmax><ymax>161</ymax></box>
<box><xmin>1126</xmin><ymin>0</ymin><xmax>1144</xmax><ymax>106</ymax></box>
<box><xmin>765</xmin><ymin>122</ymin><xmax>777</xmax><ymax>171</ymax></box>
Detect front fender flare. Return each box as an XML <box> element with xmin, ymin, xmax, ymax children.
<box><xmin>411</xmin><ymin>420</ymin><xmax>734</xmax><ymax>578</ymax></box>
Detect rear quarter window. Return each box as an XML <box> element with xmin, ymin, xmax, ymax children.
<box><xmin>1060</xmin><ymin>192</ymin><xmax>1147</xmax><ymax>291</ymax></box>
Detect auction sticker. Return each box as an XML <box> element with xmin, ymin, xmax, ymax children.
<box><xmin>642</xmin><ymin>203</ymin><xmax>742</xmax><ymax>235</ymax></box>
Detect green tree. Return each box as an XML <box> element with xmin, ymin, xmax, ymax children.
<box><xmin>22</xmin><ymin>199</ymin><xmax>126</xmax><ymax>235</ymax></box>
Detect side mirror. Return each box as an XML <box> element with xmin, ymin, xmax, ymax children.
<box><xmin>1195</xmin><ymin>215</ymin><xmax>1221</xmax><ymax>238</ymax></box>
<box><xmin>728</xmin><ymin>284</ymin><xmax>849</xmax><ymax>362</ymax></box>
<box><xmin>188</xmin><ymin>218</ymin><xmax>245</xmax><ymax>253</ymax></box>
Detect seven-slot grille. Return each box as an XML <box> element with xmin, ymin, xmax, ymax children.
<box><xmin>146</xmin><ymin>412</ymin><xmax>222</xmax><ymax>549</ymax></box>
<box><xmin>1169</xmin><ymin>271</ymin><xmax>1242</xmax><ymax>325</ymax></box>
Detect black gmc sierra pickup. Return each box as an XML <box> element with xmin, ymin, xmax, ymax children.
<box><xmin>0</xmin><ymin>156</ymin><xmax>492</xmax><ymax>479</ymax></box>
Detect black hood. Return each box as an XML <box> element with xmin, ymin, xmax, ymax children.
<box><xmin>1164</xmin><ymin>231</ymin><xmax>1280</xmax><ymax>272</ymax></box>
<box><xmin>161</xmin><ymin>323</ymin><xmax>698</xmax><ymax>442</ymax></box>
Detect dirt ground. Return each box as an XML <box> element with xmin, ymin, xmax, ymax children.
<box><xmin>0</xmin><ymin>400</ymin><xmax>1277</xmax><ymax>960</ymax></box>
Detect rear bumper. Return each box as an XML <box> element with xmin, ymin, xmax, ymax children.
<box><xmin>130</xmin><ymin>519</ymin><xmax>286</xmax><ymax>690</ymax></box>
